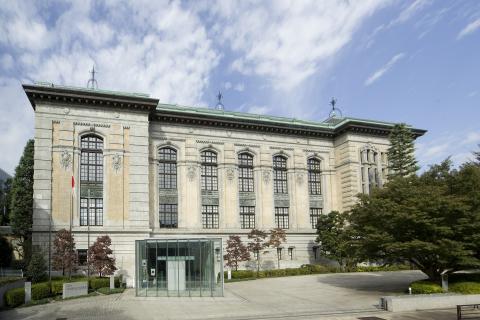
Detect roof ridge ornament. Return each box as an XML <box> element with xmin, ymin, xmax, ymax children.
<box><xmin>329</xmin><ymin>97</ymin><xmax>343</xmax><ymax>118</ymax></box>
<box><xmin>87</xmin><ymin>65</ymin><xmax>98</xmax><ymax>90</ymax></box>
<box><xmin>216</xmin><ymin>91</ymin><xmax>224</xmax><ymax>111</ymax></box>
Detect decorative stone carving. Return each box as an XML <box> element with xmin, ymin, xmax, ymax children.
<box><xmin>263</xmin><ymin>170</ymin><xmax>271</xmax><ymax>184</ymax></box>
<box><xmin>63</xmin><ymin>107</ymin><xmax>70</xmax><ymax>115</ymax></box>
<box><xmin>114</xmin><ymin>112</ymin><xmax>120</xmax><ymax>119</ymax></box>
<box><xmin>296</xmin><ymin>171</ymin><xmax>304</xmax><ymax>184</ymax></box>
<box><xmin>226</xmin><ymin>167</ymin><xmax>235</xmax><ymax>181</ymax></box>
<box><xmin>112</xmin><ymin>154</ymin><xmax>122</xmax><ymax>173</ymax></box>
<box><xmin>187</xmin><ymin>166</ymin><xmax>196</xmax><ymax>181</ymax></box>
<box><xmin>60</xmin><ymin>150</ymin><xmax>72</xmax><ymax>170</ymax></box>
<box><xmin>226</xmin><ymin>130</ymin><xmax>232</xmax><ymax>137</ymax></box>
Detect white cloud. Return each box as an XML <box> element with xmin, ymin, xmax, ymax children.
<box><xmin>468</xmin><ymin>91</ymin><xmax>478</xmax><ymax>97</ymax></box>
<box><xmin>234</xmin><ymin>83</ymin><xmax>245</xmax><ymax>92</ymax></box>
<box><xmin>224</xmin><ymin>81</ymin><xmax>232</xmax><ymax>90</ymax></box>
<box><xmin>457</xmin><ymin>18</ymin><xmax>480</xmax><ymax>39</ymax></box>
<box><xmin>364</xmin><ymin>53</ymin><xmax>405</xmax><ymax>86</ymax></box>
<box><xmin>389</xmin><ymin>0</ymin><xmax>431</xmax><ymax>26</ymax></box>
<box><xmin>208</xmin><ymin>0</ymin><xmax>390</xmax><ymax>90</ymax></box>
<box><xmin>247</xmin><ymin>105</ymin><xmax>271</xmax><ymax>115</ymax></box>
<box><xmin>0</xmin><ymin>54</ymin><xmax>13</xmax><ymax>70</ymax></box>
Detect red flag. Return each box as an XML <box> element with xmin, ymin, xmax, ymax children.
<box><xmin>71</xmin><ymin>176</ymin><xmax>75</xmax><ymax>196</ymax></box>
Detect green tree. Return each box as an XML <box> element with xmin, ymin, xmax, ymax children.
<box><xmin>349</xmin><ymin>160</ymin><xmax>480</xmax><ymax>280</ymax></box>
<box><xmin>9</xmin><ymin>140</ymin><xmax>34</xmax><ymax>262</ymax></box>
<box><xmin>473</xmin><ymin>144</ymin><xmax>480</xmax><ymax>165</ymax></box>
<box><xmin>26</xmin><ymin>252</ymin><xmax>47</xmax><ymax>283</ymax></box>
<box><xmin>387</xmin><ymin>123</ymin><xmax>419</xmax><ymax>179</ymax></box>
<box><xmin>223</xmin><ymin>235</ymin><xmax>250</xmax><ymax>271</ymax></box>
<box><xmin>0</xmin><ymin>178</ymin><xmax>12</xmax><ymax>225</ymax></box>
<box><xmin>315</xmin><ymin>211</ymin><xmax>359</xmax><ymax>271</ymax></box>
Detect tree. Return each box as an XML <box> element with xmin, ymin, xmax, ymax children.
<box><xmin>473</xmin><ymin>144</ymin><xmax>480</xmax><ymax>165</ymax></box>
<box><xmin>224</xmin><ymin>235</ymin><xmax>250</xmax><ymax>271</ymax></box>
<box><xmin>52</xmin><ymin>229</ymin><xmax>77</xmax><ymax>277</ymax></box>
<box><xmin>88</xmin><ymin>235</ymin><xmax>116</xmax><ymax>277</ymax></box>
<box><xmin>387</xmin><ymin>123</ymin><xmax>419</xmax><ymax>179</ymax></box>
<box><xmin>268</xmin><ymin>228</ymin><xmax>286</xmax><ymax>269</ymax></box>
<box><xmin>247</xmin><ymin>229</ymin><xmax>269</xmax><ymax>274</ymax></box>
<box><xmin>0</xmin><ymin>236</ymin><xmax>13</xmax><ymax>267</ymax></box>
<box><xmin>316</xmin><ymin>211</ymin><xmax>359</xmax><ymax>272</ymax></box>
<box><xmin>9</xmin><ymin>140</ymin><xmax>34</xmax><ymax>262</ymax></box>
<box><xmin>26</xmin><ymin>252</ymin><xmax>47</xmax><ymax>283</ymax></box>
<box><xmin>0</xmin><ymin>178</ymin><xmax>12</xmax><ymax>225</ymax></box>
<box><xmin>349</xmin><ymin>160</ymin><xmax>480</xmax><ymax>280</ymax></box>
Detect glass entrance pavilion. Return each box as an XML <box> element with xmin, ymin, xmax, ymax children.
<box><xmin>135</xmin><ymin>238</ymin><xmax>223</xmax><ymax>297</ymax></box>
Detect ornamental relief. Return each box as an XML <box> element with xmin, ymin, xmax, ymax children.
<box><xmin>60</xmin><ymin>150</ymin><xmax>72</xmax><ymax>170</ymax></box>
<box><xmin>187</xmin><ymin>166</ymin><xmax>196</xmax><ymax>181</ymax></box>
<box><xmin>263</xmin><ymin>170</ymin><xmax>271</xmax><ymax>184</ymax></box>
<box><xmin>226</xmin><ymin>167</ymin><xmax>235</xmax><ymax>181</ymax></box>
<box><xmin>112</xmin><ymin>154</ymin><xmax>122</xmax><ymax>173</ymax></box>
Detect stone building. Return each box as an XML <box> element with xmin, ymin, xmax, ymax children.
<box><xmin>23</xmin><ymin>82</ymin><xmax>425</xmax><ymax>288</ymax></box>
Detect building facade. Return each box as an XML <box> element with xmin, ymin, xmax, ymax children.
<box><xmin>24</xmin><ymin>82</ymin><xmax>425</xmax><ymax>287</ymax></box>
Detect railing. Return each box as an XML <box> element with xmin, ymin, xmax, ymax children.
<box><xmin>457</xmin><ymin>304</ymin><xmax>480</xmax><ymax>319</ymax></box>
<box><xmin>0</xmin><ymin>268</ymin><xmax>23</xmax><ymax>278</ymax></box>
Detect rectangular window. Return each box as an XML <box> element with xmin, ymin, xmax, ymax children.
<box><xmin>240</xmin><ymin>206</ymin><xmax>255</xmax><ymax>229</ymax></box>
<box><xmin>80</xmin><ymin>198</ymin><xmax>103</xmax><ymax>226</ymax></box>
<box><xmin>274</xmin><ymin>207</ymin><xmax>289</xmax><ymax>229</ymax></box>
<box><xmin>238</xmin><ymin>153</ymin><xmax>254</xmax><ymax>192</ymax></box>
<box><xmin>288</xmin><ymin>247</ymin><xmax>294</xmax><ymax>260</ymax></box>
<box><xmin>310</xmin><ymin>208</ymin><xmax>322</xmax><ymax>229</ymax></box>
<box><xmin>159</xmin><ymin>162</ymin><xmax>177</xmax><ymax>189</ymax></box>
<box><xmin>202</xmin><ymin>205</ymin><xmax>219</xmax><ymax>229</ymax></box>
<box><xmin>77</xmin><ymin>249</ymin><xmax>87</xmax><ymax>266</ymax></box>
<box><xmin>273</xmin><ymin>156</ymin><xmax>288</xmax><ymax>194</ymax></box>
<box><xmin>159</xmin><ymin>204</ymin><xmax>178</xmax><ymax>228</ymax></box>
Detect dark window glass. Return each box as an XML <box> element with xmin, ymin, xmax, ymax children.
<box><xmin>240</xmin><ymin>206</ymin><xmax>255</xmax><ymax>229</ymax></box>
<box><xmin>273</xmin><ymin>156</ymin><xmax>288</xmax><ymax>194</ymax></box>
<box><xmin>158</xmin><ymin>148</ymin><xmax>177</xmax><ymax>189</ymax></box>
<box><xmin>77</xmin><ymin>249</ymin><xmax>87</xmax><ymax>266</ymax></box>
<box><xmin>274</xmin><ymin>207</ymin><xmax>289</xmax><ymax>229</ymax></box>
<box><xmin>159</xmin><ymin>204</ymin><xmax>178</xmax><ymax>228</ymax></box>
<box><xmin>361</xmin><ymin>149</ymin><xmax>379</xmax><ymax>194</ymax></box>
<box><xmin>310</xmin><ymin>208</ymin><xmax>322</xmax><ymax>229</ymax></box>
<box><xmin>201</xmin><ymin>151</ymin><xmax>218</xmax><ymax>191</ymax></box>
<box><xmin>202</xmin><ymin>205</ymin><xmax>219</xmax><ymax>229</ymax></box>
<box><xmin>308</xmin><ymin>158</ymin><xmax>322</xmax><ymax>195</ymax></box>
<box><xmin>80</xmin><ymin>135</ymin><xmax>103</xmax><ymax>226</ymax></box>
<box><xmin>238</xmin><ymin>153</ymin><xmax>254</xmax><ymax>192</ymax></box>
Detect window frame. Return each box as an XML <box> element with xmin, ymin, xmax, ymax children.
<box><xmin>239</xmin><ymin>206</ymin><xmax>255</xmax><ymax>229</ymax></box>
<box><xmin>158</xmin><ymin>147</ymin><xmax>177</xmax><ymax>190</ymax></box>
<box><xmin>159</xmin><ymin>203</ymin><xmax>178</xmax><ymax>228</ymax></box>
<box><xmin>202</xmin><ymin>205</ymin><xmax>219</xmax><ymax>229</ymax></box>
<box><xmin>238</xmin><ymin>153</ymin><xmax>254</xmax><ymax>192</ymax></box>
<box><xmin>273</xmin><ymin>156</ymin><xmax>288</xmax><ymax>194</ymax></box>
<box><xmin>201</xmin><ymin>150</ymin><xmax>218</xmax><ymax>191</ymax></box>
<box><xmin>307</xmin><ymin>158</ymin><xmax>322</xmax><ymax>195</ymax></box>
<box><xmin>309</xmin><ymin>208</ymin><xmax>322</xmax><ymax>229</ymax></box>
<box><xmin>274</xmin><ymin>207</ymin><xmax>289</xmax><ymax>229</ymax></box>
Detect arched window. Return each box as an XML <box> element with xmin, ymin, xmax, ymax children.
<box><xmin>273</xmin><ymin>155</ymin><xmax>288</xmax><ymax>194</ymax></box>
<box><xmin>80</xmin><ymin>134</ymin><xmax>103</xmax><ymax>226</ymax></box>
<box><xmin>238</xmin><ymin>153</ymin><xmax>254</xmax><ymax>192</ymax></box>
<box><xmin>158</xmin><ymin>147</ymin><xmax>177</xmax><ymax>189</ymax></box>
<box><xmin>307</xmin><ymin>158</ymin><xmax>322</xmax><ymax>195</ymax></box>
<box><xmin>201</xmin><ymin>150</ymin><xmax>218</xmax><ymax>191</ymax></box>
<box><xmin>360</xmin><ymin>147</ymin><xmax>379</xmax><ymax>194</ymax></box>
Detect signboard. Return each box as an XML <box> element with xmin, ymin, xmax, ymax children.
<box><xmin>142</xmin><ymin>259</ymin><xmax>147</xmax><ymax>266</ymax></box>
<box><xmin>150</xmin><ymin>268</ymin><xmax>156</xmax><ymax>276</ymax></box>
<box><xmin>63</xmin><ymin>282</ymin><xmax>88</xmax><ymax>299</ymax></box>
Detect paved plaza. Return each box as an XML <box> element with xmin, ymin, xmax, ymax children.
<box><xmin>0</xmin><ymin>271</ymin><xmax>462</xmax><ymax>320</ymax></box>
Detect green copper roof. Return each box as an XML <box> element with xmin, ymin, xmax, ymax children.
<box><xmin>33</xmin><ymin>81</ymin><xmax>150</xmax><ymax>98</ymax></box>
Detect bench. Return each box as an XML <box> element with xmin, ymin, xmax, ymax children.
<box><xmin>457</xmin><ymin>304</ymin><xmax>480</xmax><ymax>319</ymax></box>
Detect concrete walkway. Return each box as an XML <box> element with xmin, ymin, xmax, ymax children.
<box><xmin>0</xmin><ymin>271</ymin><xmax>460</xmax><ymax>320</ymax></box>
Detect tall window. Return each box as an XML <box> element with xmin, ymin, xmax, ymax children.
<box><xmin>158</xmin><ymin>147</ymin><xmax>177</xmax><ymax>189</ymax></box>
<box><xmin>308</xmin><ymin>158</ymin><xmax>322</xmax><ymax>195</ymax></box>
<box><xmin>159</xmin><ymin>204</ymin><xmax>178</xmax><ymax>228</ymax></box>
<box><xmin>202</xmin><ymin>205</ymin><xmax>219</xmax><ymax>229</ymax></box>
<box><xmin>273</xmin><ymin>156</ymin><xmax>288</xmax><ymax>194</ymax></box>
<box><xmin>361</xmin><ymin>148</ymin><xmax>379</xmax><ymax>194</ymax></box>
<box><xmin>201</xmin><ymin>151</ymin><xmax>218</xmax><ymax>191</ymax></box>
<box><xmin>310</xmin><ymin>208</ymin><xmax>322</xmax><ymax>229</ymax></box>
<box><xmin>274</xmin><ymin>207</ymin><xmax>289</xmax><ymax>229</ymax></box>
<box><xmin>238</xmin><ymin>153</ymin><xmax>254</xmax><ymax>192</ymax></box>
<box><xmin>80</xmin><ymin>134</ymin><xmax>103</xmax><ymax>226</ymax></box>
<box><xmin>240</xmin><ymin>206</ymin><xmax>255</xmax><ymax>229</ymax></box>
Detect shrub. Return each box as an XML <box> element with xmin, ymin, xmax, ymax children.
<box><xmin>230</xmin><ymin>270</ymin><xmax>256</xmax><ymax>279</ymax></box>
<box><xmin>301</xmin><ymin>264</ymin><xmax>337</xmax><ymax>274</ymax></box>
<box><xmin>450</xmin><ymin>273</ymin><xmax>480</xmax><ymax>283</ymax></box>
<box><xmin>51</xmin><ymin>280</ymin><xmax>65</xmax><ymax>295</ymax></box>
<box><xmin>356</xmin><ymin>264</ymin><xmax>412</xmax><ymax>272</ymax></box>
<box><xmin>4</xmin><ymin>287</ymin><xmax>25</xmax><ymax>308</ymax></box>
<box><xmin>450</xmin><ymin>282</ymin><xmax>480</xmax><ymax>294</ymax></box>
<box><xmin>89</xmin><ymin>277</ymin><xmax>110</xmax><ymax>290</ymax></box>
<box><xmin>32</xmin><ymin>283</ymin><xmax>51</xmax><ymax>300</ymax></box>
<box><xmin>26</xmin><ymin>253</ymin><xmax>47</xmax><ymax>283</ymax></box>
<box><xmin>410</xmin><ymin>280</ymin><xmax>443</xmax><ymax>294</ymax></box>
<box><xmin>96</xmin><ymin>287</ymin><xmax>125</xmax><ymax>295</ymax></box>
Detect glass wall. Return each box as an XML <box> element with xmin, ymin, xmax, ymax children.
<box><xmin>135</xmin><ymin>238</ymin><xmax>223</xmax><ymax>297</ymax></box>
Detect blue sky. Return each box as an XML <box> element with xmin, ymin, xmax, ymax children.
<box><xmin>0</xmin><ymin>0</ymin><xmax>479</xmax><ymax>175</ymax></box>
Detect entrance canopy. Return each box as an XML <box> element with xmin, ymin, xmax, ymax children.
<box><xmin>135</xmin><ymin>238</ymin><xmax>223</xmax><ymax>297</ymax></box>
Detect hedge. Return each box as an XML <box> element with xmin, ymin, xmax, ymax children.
<box><xmin>96</xmin><ymin>287</ymin><xmax>125</xmax><ymax>295</ymax></box>
<box><xmin>224</xmin><ymin>264</ymin><xmax>338</xmax><ymax>281</ymax></box>
<box><xmin>32</xmin><ymin>283</ymin><xmax>51</xmax><ymax>300</ymax></box>
<box><xmin>450</xmin><ymin>282</ymin><xmax>480</xmax><ymax>294</ymax></box>
<box><xmin>4</xmin><ymin>287</ymin><xmax>24</xmax><ymax>308</ymax></box>
<box><xmin>410</xmin><ymin>280</ymin><xmax>443</xmax><ymax>294</ymax></box>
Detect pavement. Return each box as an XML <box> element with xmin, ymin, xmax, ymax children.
<box><xmin>0</xmin><ymin>271</ymin><xmax>463</xmax><ymax>320</ymax></box>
